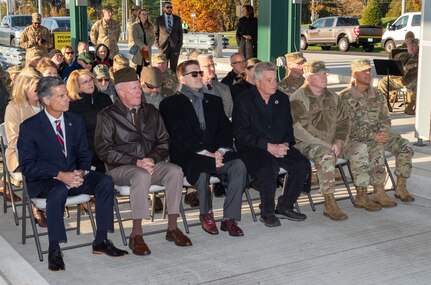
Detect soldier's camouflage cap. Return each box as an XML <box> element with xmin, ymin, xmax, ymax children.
<box><xmin>284</xmin><ymin>52</ymin><xmax>306</xmax><ymax>65</ymax></box>
<box><xmin>7</xmin><ymin>65</ymin><xmax>23</xmax><ymax>75</ymax></box>
<box><xmin>32</xmin><ymin>13</ymin><xmax>42</xmax><ymax>23</ymax></box>
<box><xmin>302</xmin><ymin>60</ymin><xmax>329</xmax><ymax>74</ymax></box>
<box><xmin>27</xmin><ymin>49</ymin><xmax>44</xmax><ymax>60</ymax></box>
<box><xmin>407</xmin><ymin>38</ymin><xmax>419</xmax><ymax>46</ymax></box>
<box><xmin>93</xmin><ymin>64</ymin><xmax>110</xmax><ymax>79</ymax></box>
<box><xmin>78</xmin><ymin>52</ymin><xmax>92</xmax><ymax>64</ymax></box>
<box><xmin>102</xmin><ymin>5</ymin><xmax>113</xmax><ymax>12</ymax></box>
<box><xmin>113</xmin><ymin>54</ymin><xmax>130</xmax><ymax>69</ymax></box>
<box><xmin>152</xmin><ymin>53</ymin><xmax>167</xmax><ymax>64</ymax></box>
<box><xmin>351</xmin><ymin>59</ymin><xmax>372</xmax><ymax>72</ymax></box>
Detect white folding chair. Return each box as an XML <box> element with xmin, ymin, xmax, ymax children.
<box><xmin>113</xmin><ymin>184</ymin><xmax>189</xmax><ymax>246</ymax></box>
<box><xmin>21</xmin><ymin>178</ymin><xmax>96</xmax><ymax>261</ymax></box>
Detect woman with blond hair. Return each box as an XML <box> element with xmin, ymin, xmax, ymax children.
<box><xmin>36</xmin><ymin>58</ymin><xmax>59</xmax><ymax>77</ymax></box>
<box><xmin>129</xmin><ymin>8</ymin><xmax>156</xmax><ymax>76</ymax></box>
<box><xmin>67</xmin><ymin>69</ymin><xmax>112</xmax><ymax>173</ymax></box>
<box><xmin>4</xmin><ymin>67</ymin><xmax>46</xmax><ymax>224</ymax></box>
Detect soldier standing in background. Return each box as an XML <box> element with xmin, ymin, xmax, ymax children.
<box><xmin>278</xmin><ymin>52</ymin><xmax>307</xmax><ymax>97</ymax></box>
<box><xmin>339</xmin><ymin>59</ymin><xmax>415</xmax><ymax>203</ymax></box>
<box><xmin>91</xmin><ymin>5</ymin><xmax>121</xmax><ymax>58</ymax></box>
<box><xmin>127</xmin><ymin>5</ymin><xmax>141</xmax><ymax>40</ymax></box>
<box><xmin>20</xmin><ymin>13</ymin><xmax>52</xmax><ymax>56</ymax></box>
<box><xmin>290</xmin><ymin>60</ymin><xmax>382</xmax><ymax>221</ymax></box>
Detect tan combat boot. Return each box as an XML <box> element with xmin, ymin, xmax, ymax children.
<box><xmin>395</xmin><ymin>176</ymin><xmax>415</xmax><ymax>202</ymax></box>
<box><xmin>354</xmin><ymin>186</ymin><xmax>381</xmax><ymax>211</ymax></box>
<box><xmin>370</xmin><ymin>184</ymin><xmax>397</xmax><ymax>207</ymax></box>
<box><xmin>323</xmin><ymin>193</ymin><xmax>348</xmax><ymax>221</ymax></box>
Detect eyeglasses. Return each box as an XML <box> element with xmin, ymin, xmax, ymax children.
<box><xmin>165</xmin><ymin>6</ymin><xmax>173</xmax><ymax>9</ymax></box>
<box><xmin>79</xmin><ymin>78</ymin><xmax>93</xmax><ymax>86</ymax></box>
<box><xmin>65</xmin><ymin>51</ymin><xmax>74</xmax><ymax>55</ymax></box>
<box><xmin>97</xmin><ymin>78</ymin><xmax>110</xmax><ymax>83</ymax></box>
<box><xmin>231</xmin><ymin>60</ymin><xmax>246</xmax><ymax>65</ymax></box>
<box><xmin>182</xmin><ymin>71</ymin><xmax>203</xmax><ymax>77</ymax></box>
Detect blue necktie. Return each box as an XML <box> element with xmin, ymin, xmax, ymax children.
<box><xmin>167</xmin><ymin>15</ymin><xmax>172</xmax><ymax>33</ymax></box>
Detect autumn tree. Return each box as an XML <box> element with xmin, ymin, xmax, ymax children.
<box><xmin>386</xmin><ymin>0</ymin><xmax>422</xmax><ymax>17</ymax></box>
<box><xmin>172</xmin><ymin>0</ymin><xmax>240</xmax><ymax>32</ymax></box>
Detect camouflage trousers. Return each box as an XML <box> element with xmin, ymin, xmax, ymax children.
<box><xmin>295</xmin><ymin>141</ymin><xmax>370</xmax><ymax>195</ymax></box>
<box><xmin>378</xmin><ymin>76</ymin><xmax>417</xmax><ymax>101</ymax></box>
<box><xmin>363</xmin><ymin>133</ymin><xmax>413</xmax><ymax>185</ymax></box>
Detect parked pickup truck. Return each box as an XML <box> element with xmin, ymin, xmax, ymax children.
<box><xmin>0</xmin><ymin>15</ymin><xmax>32</xmax><ymax>47</ymax></box>
<box><xmin>381</xmin><ymin>12</ymin><xmax>421</xmax><ymax>53</ymax></box>
<box><xmin>300</xmin><ymin>16</ymin><xmax>383</xmax><ymax>52</ymax></box>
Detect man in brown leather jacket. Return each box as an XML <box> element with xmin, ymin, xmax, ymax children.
<box><xmin>94</xmin><ymin>67</ymin><xmax>192</xmax><ymax>256</ymax></box>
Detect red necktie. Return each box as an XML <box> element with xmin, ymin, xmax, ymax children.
<box><xmin>55</xmin><ymin>120</ymin><xmax>66</xmax><ymax>157</ymax></box>
<box><xmin>207</xmin><ymin>83</ymin><xmax>213</xmax><ymax>90</ymax></box>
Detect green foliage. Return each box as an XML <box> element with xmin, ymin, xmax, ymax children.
<box><xmin>362</xmin><ymin>0</ymin><xmax>382</xmax><ymax>26</ymax></box>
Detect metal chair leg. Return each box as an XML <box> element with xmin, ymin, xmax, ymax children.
<box><xmin>113</xmin><ymin>197</ymin><xmax>127</xmax><ymax>246</ymax></box>
<box><xmin>86</xmin><ymin>201</ymin><xmax>96</xmax><ymax>238</ymax></box>
<box><xmin>179</xmin><ymin>201</ymin><xmax>189</xmax><ymax>234</ymax></box>
<box><xmin>338</xmin><ymin>163</ymin><xmax>355</xmax><ymax>204</ymax></box>
<box><xmin>385</xmin><ymin>158</ymin><xmax>396</xmax><ymax>191</ymax></box>
<box><xmin>244</xmin><ymin>187</ymin><xmax>257</xmax><ymax>222</ymax></box>
<box><xmin>307</xmin><ymin>191</ymin><xmax>316</xmax><ymax>212</ymax></box>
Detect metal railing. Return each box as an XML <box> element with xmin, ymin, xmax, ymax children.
<box><xmin>0</xmin><ymin>46</ymin><xmax>26</xmax><ymax>67</ymax></box>
<box><xmin>182</xmin><ymin>33</ymin><xmax>229</xmax><ymax>57</ymax></box>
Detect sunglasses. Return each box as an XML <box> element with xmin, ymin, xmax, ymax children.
<box><xmin>65</xmin><ymin>51</ymin><xmax>74</xmax><ymax>55</ymax></box>
<box><xmin>165</xmin><ymin>6</ymin><xmax>173</xmax><ymax>9</ymax></box>
<box><xmin>97</xmin><ymin>78</ymin><xmax>110</xmax><ymax>83</ymax></box>
<box><xmin>182</xmin><ymin>71</ymin><xmax>203</xmax><ymax>78</ymax></box>
<box><xmin>231</xmin><ymin>60</ymin><xmax>246</xmax><ymax>65</ymax></box>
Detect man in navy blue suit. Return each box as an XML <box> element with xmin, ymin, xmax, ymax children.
<box><xmin>18</xmin><ymin>77</ymin><xmax>128</xmax><ymax>271</ymax></box>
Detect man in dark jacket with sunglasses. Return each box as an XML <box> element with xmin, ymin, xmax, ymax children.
<box><xmin>160</xmin><ymin>60</ymin><xmax>247</xmax><ymax>238</ymax></box>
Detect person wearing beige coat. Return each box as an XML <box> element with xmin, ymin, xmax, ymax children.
<box><xmin>129</xmin><ymin>8</ymin><xmax>156</xmax><ymax>77</ymax></box>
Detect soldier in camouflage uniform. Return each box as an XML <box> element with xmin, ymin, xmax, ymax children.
<box><xmin>278</xmin><ymin>52</ymin><xmax>306</xmax><ymax>97</ymax></box>
<box><xmin>20</xmin><ymin>13</ymin><xmax>52</xmax><ymax>56</ymax></box>
<box><xmin>340</xmin><ymin>59</ymin><xmax>414</xmax><ymax>203</ymax></box>
<box><xmin>140</xmin><ymin>66</ymin><xmax>171</xmax><ymax>109</ymax></box>
<box><xmin>127</xmin><ymin>5</ymin><xmax>140</xmax><ymax>40</ymax></box>
<box><xmin>378</xmin><ymin>38</ymin><xmax>419</xmax><ymax>107</ymax></box>
<box><xmin>290</xmin><ymin>60</ymin><xmax>382</xmax><ymax>221</ymax></box>
<box><xmin>90</xmin><ymin>6</ymin><xmax>121</xmax><ymax>58</ymax></box>
<box><xmin>151</xmin><ymin>53</ymin><xmax>179</xmax><ymax>96</ymax></box>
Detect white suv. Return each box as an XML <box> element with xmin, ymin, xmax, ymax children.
<box><xmin>381</xmin><ymin>12</ymin><xmax>421</xmax><ymax>53</ymax></box>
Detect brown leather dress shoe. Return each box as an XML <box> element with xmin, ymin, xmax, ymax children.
<box><xmin>184</xmin><ymin>190</ymin><xmax>199</xmax><ymax>207</ymax></box>
<box><xmin>166</xmin><ymin>228</ymin><xmax>192</xmax><ymax>246</ymax></box>
<box><xmin>221</xmin><ymin>219</ymin><xmax>244</xmax><ymax>237</ymax></box>
<box><xmin>0</xmin><ymin>186</ymin><xmax>21</xmax><ymax>202</ymax></box>
<box><xmin>32</xmin><ymin>204</ymin><xmax>47</xmax><ymax>227</ymax></box>
<box><xmin>81</xmin><ymin>197</ymin><xmax>96</xmax><ymax>214</ymax></box>
<box><xmin>128</xmin><ymin>235</ymin><xmax>151</xmax><ymax>255</ymax></box>
<box><xmin>199</xmin><ymin>213</ymin><xmax>219</xmax><ymax>235</ymax></box>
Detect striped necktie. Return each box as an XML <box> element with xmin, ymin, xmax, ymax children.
<box><xmin>167</xmin><ymin>15</ymin><xmax>172</xmax><ymax>33</ymax></box>
<box><xmin>55</xmin><ymin>119</ymin><xmax>66</xmax><ymax>157</ymax></box>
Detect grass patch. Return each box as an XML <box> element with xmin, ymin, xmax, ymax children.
<box><xmin>219</xmin><ymin>31</ymin><xmax>237</xmax><ymax>48</ymax></box>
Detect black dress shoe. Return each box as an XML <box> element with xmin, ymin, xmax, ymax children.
<box><xmin>92</xmin><ymin>239</ymin><xmax>129</xmax><ymax>257</ymax></box>
<box><xmin>48</xmin><ymin>249</ymin><xmax>65</xmax><ymax>271</ymax></box>
<box><xmin>275</xmin><ymin>208</ymin><xmax>307</xmax><ymax>221</ymax></box>
<box><xmin>260</xmin><ymin>215</ymin><xmax>281</xmax><ymax>227</ymax></box>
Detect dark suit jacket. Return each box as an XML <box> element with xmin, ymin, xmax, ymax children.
<box><xmin>232</xmin><ymin>86</ymin><xmax>296</xmax><ymax>153</ymax></box>
<box><xmin>159</xmin><ymin>92</ymin><xmax>235</xmax><ymax>184</ymax></box>
<box><xmin>154</xmin><ymin>13</ymin><xmax>183</xmax><ymax>52</ymax></box>
<box><xmin>18</xmin><ymin>111</ymin><xmax>92</xmax><ymax>198</ymax></box>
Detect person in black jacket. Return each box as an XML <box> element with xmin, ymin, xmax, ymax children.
<box><xmin>67</xmin><ymin>69</ymin><xmax>112</xmax><ymax>173</ymax></box>
<box><xmin>236</xmin><ymin>5</ymin><xmax>258</xmax><ymax>60</ymax></box>
<box><xmin>232</xmin><ymin>62</ymin><xmax>310</xmax><ymax>228</ymax></box>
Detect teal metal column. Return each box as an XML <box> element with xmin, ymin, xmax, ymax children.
<box><xmin>70</xmin><ymin>0</ymin><xmax>89</xmax><ymax>52</ymax></box>
<box><xmin>258</xmin><ymin>0</ymin><xmax>301</xmax><ymax>62</ymax></box>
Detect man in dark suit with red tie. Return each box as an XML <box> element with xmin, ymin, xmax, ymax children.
<box><xmin>18</xmin><ymin>77</ymin><xmax>127</xmax><ymax>271</ymax></box>
<box><xmin>154</xmin><ymin>1</ymin><xmax>183</xmax><ymax>72</ymax></box>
